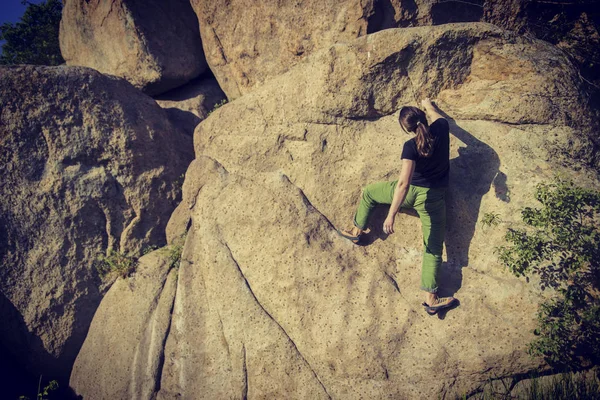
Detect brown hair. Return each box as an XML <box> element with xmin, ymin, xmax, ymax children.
<box><xmin>399</xmin><ymin>106</ymin><xmax>434</xmax><ymax>157</ymax></box>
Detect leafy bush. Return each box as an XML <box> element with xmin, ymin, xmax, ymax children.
<box><xmin>497</xmin><ymin>178</ymin><xmax>600</xmax><ymax>369</ymax></box>
<box><xmin>95</xmin><ymin>249</ymin><xmax>137</xmax><ymax>280</ymax></box>
<box><xmin>0</xmin><ymin>0</ymin><xmax>64</xmax><ymax>65</ymax></box>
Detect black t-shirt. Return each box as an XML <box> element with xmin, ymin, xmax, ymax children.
<box><xmin>400</xmin><ymin>118</ymin><xmax>450</xmax><ymax>188</ymax></box>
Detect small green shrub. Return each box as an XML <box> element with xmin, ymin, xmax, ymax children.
<box><xmin>208</xmin><ymin>98</ymin><xmax>228</xmax><ymax>115</ymax></box>
<box><xmin>481</xmin><ymin>211</ymin><xmax>502</xmax><ymax>227</ymax></box>
<box><xmin>142</xmin><ymin>244</ymin><xmax>159</xmax><ymax>256</ymax></box>
<box><xmin>95</xmin><ymin>249</ymin><xmax>137</xmax><ymax>280</ymax></box>
<box><xmin>173</xmin><ymin>173</ymin><xmax>185</xmax><ymax>192</ymax></box>
<box><xmin>167</xmin><ymin>234</ymin><xmax>186</xmax><ymax>269</ymax></box>
<box><xmin>19</xmin><ymin>376</ymin><xmax>58</xmax><ymax>400</ymax></box>
<box><xmin>497</xmin><ymin>178</ymin><xmax>600</xmax><ymax>369</ymax></box>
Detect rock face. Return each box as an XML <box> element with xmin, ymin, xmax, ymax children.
<box><xmin>70</xmin><ymin>249</ymin><xmax>179</xmax><ymax>399</ymax></box>
<box><xmin>60</xmin><ymin>0</ymin><xmax>207</xmax><ymax>95</ymax></box>
<box><xmin>154</xmin><ymin>75</ymin><xmax>227</xmax><ymax>136</ymax></box>
<box><xmin>71</xmin><ymin>23</ymin><xmax>599</xmax><ymax>399</ymax></box>
<box><xmin>190</xmin><ymin>0</ymin><xmax>381</xmax><ymax>99</ymax></box>
<box><xmin>192</xmin><ymin>0</ymin><xmax>600</xmax><ymax>107</ymax></box>
<box><xmin>0</xmin><ymin>65</ymin><xmax>193</xmax><ymax>381</ymax></box>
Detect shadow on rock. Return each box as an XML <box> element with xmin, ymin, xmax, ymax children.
<box><xmin>433</xmin><ymin>299</ymin><xmax>461</xmax><ymax>320</ymax></box>
<box><xmin>438</xmin><ymin>113</ymin><xmax>508</xmax><ymax>300</ymax></box>
<box><xmin>0</xmin><ymin>291</ymin><xmax>83</xmax><ymax>399</ymax></box>
<box><xmin>163</xmin><ymin>107</ymin><xmax>201</xmax><ymax>136</ymax></box>
<box><xmin>359</xmin><ymin>205</ymin><xmax>421</xmax><ymax>246</ymax></box>
<box><xmin>357</xmin><ymin>205</ymin><xmax>390</xmax><ymax>245</ymax></box>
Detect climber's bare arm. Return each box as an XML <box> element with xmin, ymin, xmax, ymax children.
<box><xmin>383</xmin><ymin>159</ymin><xmax>416</xmax><ymax>235</ymax></box>
<box><xmin>421</xmin><ymin>98</ymin><xmax>444</xmax><ymax>124</ymax></box>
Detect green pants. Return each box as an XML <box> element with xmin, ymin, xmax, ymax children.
<box><xmin>354</xmin><ymin>181</ymin><xmax>446</xmax><ymax>293</ymax></box>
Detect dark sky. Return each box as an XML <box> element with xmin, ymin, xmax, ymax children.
<box><xmin>0</xmin><ymin>0</ymin><xmax>47</xmax><ymax>53</ymax></box>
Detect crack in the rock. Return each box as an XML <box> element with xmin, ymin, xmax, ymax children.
<box><xmin>242</xmin><ymin>343</ymin><xmax>248</xmax><ymax>400</ymax></box>
<box><xmin>279</xmin><ymin>174</ymin><xmax>336</xmax><ymax>232</ymax></box>
<box><xmin>216</xmin><ymin>309</ymin><xmax>232</xmax><ymax>368</ymax></box>
<box><xmin>212</xmin><ymin>27</ymin><xmax>228</xmax><ymax>64</ymax></box>
<box><xmin>221</xmin><ymin>241</ymin><xmax>333</xmax><ymax>399</ymax></box>
<box><xmin>128</xmin><ymin>258</ymin><xmax>177</xmax><ymax>399</ymax></box>
<box><xmin>384</xmin><ymin>271</ymin><xmax>400</xmax><ymax>293</ymax></box>
<box><xmin>100</xmin><ymin>0</ymin><xmax>116</xmax><ymax>27</ymax></box>
<box><xmin>151</xmin><ymin>268</ymin><xmax>178</xmax><ymax>399</ymax></box>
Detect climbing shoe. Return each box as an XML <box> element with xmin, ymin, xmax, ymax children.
<box><xmin>422</xmin><ymin>296</ymin><xmax>457</xmax><ymax>315</ymax></box>
<box><xmin>336</xmin><ymin>226</ymin><xmax>364</xmax><ymax>244</ymax></box>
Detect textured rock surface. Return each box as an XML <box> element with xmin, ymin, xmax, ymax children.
<box><xmin>70</xmin><ymin>249</ymin><xmax>178</xmax><ymax>399</ymax></box>
<box><xmin>190</xmin><ymin>0</ymin><xmax>377</xmax><ymax>99</ymax></box>
<box><xmin>193</xmin><ymin>0</ymin><xmax>599</xmax><ymax>109</ymax></box>
<box><xmin>71</xmin><ymin>23</ymin><xmax>599</xmax><ymax>399</ymax></box>
<box><xmin>0</xmin><ymin>65</ymin><xmax>193</xmax><ymax>380</ymax></box>
<box><xmin>155</xmin><ymin>75</ymin><xmax>227</xmax><ymax>137</ymax></box>
<box><xmin>190</xmin><ymin>0</ymin><xmax>488</xmax><ymax>99</ymax></box>
<box><xmin>60</xmin><ymin>0</ymin><xmax>207</xmax><ymax>95</ymax></box>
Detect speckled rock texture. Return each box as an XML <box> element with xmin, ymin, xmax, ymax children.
<box><xmin>189</xmin><ymin>0</ymin><xmax>390</xmax><ymax>99</ymax></box>
<box><xmin>70</xmin><ymin>23</ymin><xmax>599</xmax><ymax>399</ymax></box>
<box><xmin>59</xmin><ymin>0</ymin><xmax>207</xmax><ymax>95</ymax></box>
<box><xmin>69</xmin><ymin>249</ymin><xmax>179</xmax><ymax>399</ymax></box>
<box><xmin>154</xmin><ymin>75</ymin><xmax>227</xmax><ymax>137</ymax></box>
<box><xmin>192</xmin><ymin>0</ymin><xmax>599</xmax><ymax>108</ymax></box>
<box><xmin>0</xmin><ymin>65</ymin><xmax>193</xmax><ymax>381</ymax></box>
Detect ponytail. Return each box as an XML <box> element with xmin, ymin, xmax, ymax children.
<box><xmin>414</xmin><ymin>121</ymin><xmax>434</xmax><ymax>157</ymax></box>
<box><xmin>399</xmin><ymin>106</ymin><xmax>434</xmax><ymax>158</ymax></box>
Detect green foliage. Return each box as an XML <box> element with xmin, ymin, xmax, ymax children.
<box><xmin>174</xmin><ymin>173</ymin><xmax>185</xmax><ymax>192</ymax></box>
<box><xmin>208</xmin><ymin>99</ymin><xmax>228</xmax><ymax>115</ymax></box>
<box><xmin>167</xmin><ymin>234</ymin><xmax>186</xmax><ymax>269</ymax></box>
<box><xmin>0</xmin><ymin>0</ymin><xmax>64</xmax><ymax>65</ymax></box>
<box><xmin>497</xmin><ymin>178</ymin><xmax>600</xmax><ymax>369</ymax></box>
<box><xmin>142</xmin><ymin>244</ymin><xmax>159</xmax><ymax>256</ymax></box>
<box><xmin>480</xmin><ymin>211</ymin><xmax>502</xmax><ymax>228</ymax></box>
<box><xmin>95</xmin><ymin>249</ymin><xmax>137</xmax><ymax>280</ymax></box>
<box><xmin>19</xmin><ymin>376</ymin><xmax>58</xmax><ymax>400</ymax></box>
<box><xmin>453</xmin><ymin>371</ymin><xmax>600</xmax><ymax>400</ymax></box>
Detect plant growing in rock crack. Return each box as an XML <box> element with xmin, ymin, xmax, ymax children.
<box><xmin>19</xmin><ymin>376</ymin><xmax>58</xmax><ymax>400</ymax></box>
<box><xmin>173</xmin><ymin>173</ymin><xmax>185</xmax><ymax>193</ymax></box>
<box><xmin>496</xmin><ymin>178</ymin><xmax>600</xmax><ymax>369</ymax></box>
<box><xmin>480</xmin><ymin>211</ymin><xmax>502</xmax><ymax>228</ymax></box>
<box><xmin>167</xmin><ymin>234</ymin><xmax>186</xmax><ymax>269</ymax></box>
<box><xmin>208</xmin><ymin>98</ymin><xmax>228</xmax><ymax>115</ymax></box>
<box><xmin>95</xmin><ymin>249</ymin><xmax>138</xmax><ymax>280</ymax></box>
<box><xmin>142</xmin><ymin>244</ymin><xmax>159</xmax><ymax>256</ymax></box>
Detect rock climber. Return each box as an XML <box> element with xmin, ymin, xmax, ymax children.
<box><xmin>337</xmin><ymin>98</ymin><xmax>457</xmax><ymax>315</ymax></box>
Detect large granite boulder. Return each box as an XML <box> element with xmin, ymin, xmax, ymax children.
<box><xmin>189</xmin><ymin>0</ymin><xmax>486</xmax><ymax>99</ymax></box>
<box><xmin>60</xmin><ymin>0</ymin><xmax>207</xmax><ymax>95</ymax></box>
<box><xmin>0</xmin><ymin>65</ymin><xmax>193</xmax><ymax>382</ymax></box>
<box><xmin>190</xmin><ymin>0</ymin><xmax>379</xmax><ymax>99</ymax></box>
<box><xmin>70</xmin><ymin>23</ymin><xmax>599</xmax><ymax>399</ymax></box>
<box><xmin>192</xmin><ymin>0</ymin><xmax>599</xmax><ymax>105</ymax></box>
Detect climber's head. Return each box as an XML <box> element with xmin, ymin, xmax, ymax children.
<box><xmin>398</xmin><ymin>106</ymin><xmax>428</xmax><ymax>134</ymax></box>
<box><xmin>399</xmin><ymin>106</ymin><xmax>434</xmax><ymax>158</ymax></box>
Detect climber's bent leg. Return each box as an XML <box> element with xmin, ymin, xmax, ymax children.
<box><xmin>353</xmin><ymin>180</ymin><xmax>397</xmax><ymax>229</ymax></box>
